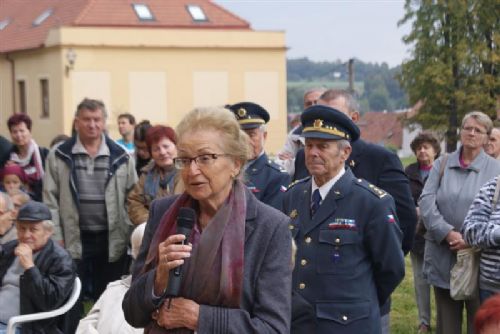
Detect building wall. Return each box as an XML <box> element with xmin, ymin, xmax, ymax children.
<box><xmin>0</xmin><ymin>48</ymin><xmax>65</xmax><ymax>147</ymax></box>
<box><xmin>56</xmin><ymin>27</ymin><xmax>288</xmax><ymax>154</ymax></box>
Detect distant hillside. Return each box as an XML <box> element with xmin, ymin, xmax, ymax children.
<box><xmin>287</xmin><ymin>58</ymin><xmax>408</xmax><ymax>115</ymax></box>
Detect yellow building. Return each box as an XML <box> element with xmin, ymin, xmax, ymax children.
<box><xmin>0</xmin><ymin>0</ymin><xmax>287</xmax><ymax>153</ymax></box>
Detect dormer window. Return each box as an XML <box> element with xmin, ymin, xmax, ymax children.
<box><xmin>33</xmin><ymin>9</ymin><xmax>53</xmax><ymax>26</ymax></box>
<box><xmin>186</xmin><ymin>5</ymin><xmax>207</xmax><ymax>22</ymax></box>
<box><xmin>132</xmin><ymin>4</ymin><xmax>155</xmax><ymax>21</ymax></box>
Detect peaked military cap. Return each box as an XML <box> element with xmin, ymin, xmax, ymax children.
<box><xmin>17</xmin><ymin>200</ymin><xmax>52</xmax><ymax>222</ymax></box>
<box><xmin>301</xmin><ymin>104</ymin><xmax>360</xmax><ymax>142</ymax></box>
<box><xmin>227</xmin><ymin>102</ymin><xmax>270</xmax><ymax>129</ymax></box>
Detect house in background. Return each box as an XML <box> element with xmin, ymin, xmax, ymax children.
<box><xmin>358</xmin><ymin>111</ymin><xmax>404</xmax><ymax>153</ymax></box>
<box><xmin>0</xmin><ymin>0</ymin><xmax>287</xmax><ymax>153</ymax></box>
<box><xmin>358</xmin><ymin>109</ymin><xmax>446</xmax><ymax>158</ymax></box>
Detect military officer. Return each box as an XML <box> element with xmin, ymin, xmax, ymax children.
<box><xmin>283</xmin><ymin>104</ymin><xmax>405</xmax><ymax>333</ymax></box>
<box><xmin>228</xmin><ymin>102</ymin><xmax>290</xmax><ymax>210</ymax></box>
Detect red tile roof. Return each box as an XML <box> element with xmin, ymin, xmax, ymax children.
<box><xmin>0</xmin><ymin>0</ymin><xmax>251</xmax><ymax>53</ymax></box>
<box><xmin>358</xmin><ymin>111</ymin><xmax>403</xmax><ymax>148</ymax></box>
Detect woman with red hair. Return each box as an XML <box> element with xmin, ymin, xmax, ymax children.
<box><xmin>127</xmin><ymin>125</ymin><xmax>178</xmax><ymax>225</ymax></box>
<box><xmin>474</xmin><ymin>294</ymin><xmax>500</xmax><ymax>334</ymax></box>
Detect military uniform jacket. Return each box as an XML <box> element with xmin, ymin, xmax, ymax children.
<box><xmin>283</xmin><ymin>169</ymin><xmax>405</xmax><ymax>334</ymax></box>
<box><xmin>245</xmin><ymin>153</ymin><xmax>290</xmax><ymax>210</ymax></box>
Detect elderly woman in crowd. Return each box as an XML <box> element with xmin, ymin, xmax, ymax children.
<box><xmin>462</xmin><ymin>174</ymin><xmax>500</xmax><ymax>303</ymax></box>
<box><xmin>419</xmin><ymin>111</ymin><xmax>500</xmax><ymax>334</ymax></box>
<box><xmin>123</xmin><ymin>107</ymin><xmax>292</xmax><ymax>333</ymax></box>
<box><xmin>405</xmin><ymin>131</ymin><xmax>441</xmax><ymax>333</ymax></box>
<box><xmin>4</xmin><ymin>114</ymin><xmax>48</xmax><ymax>202</ymax></box>
<box><xmin>127</xmin><ymin>125</ymin><xmax>178</xmax><ymax>226</ymax></box>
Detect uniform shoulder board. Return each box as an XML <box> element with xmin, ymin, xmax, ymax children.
<box><xmin>267</xmin><ymin>160</ymin><xmax>288</xmax><ymax>173</ymax></box>
<box><xmin>286</xmin><ymin>176</ymin><xmax>310</xmax><ymax>191</ymax></box>
<box><xmin>354</xmin><ymin>178</ymin><xmax>388</xmax><ymax>199</ymax></box>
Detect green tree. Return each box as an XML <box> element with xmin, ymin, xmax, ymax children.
<box><xmin>398</xmin><ymin>0</ymin><xmax>499</xmax><ymax>152</ymax></box>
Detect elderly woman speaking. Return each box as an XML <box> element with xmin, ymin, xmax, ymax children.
<box><xmin>419</xmin><ymin>111</ymin><xmax>500</xmax><ymax>334</ymax></box>
<box><xmin>123</xmin><ymin>107</ymin><xmax>292</xmax><ymax>333</ymax></box>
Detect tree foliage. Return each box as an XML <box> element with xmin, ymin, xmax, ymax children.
<box><xmin>287</xmin><ymin>58</ymin><xmax>408</xmax><ymax>114</ymax></box>
<box><xmin>398</xmin><ymin>0</ymin><xmax>499</xmax><ymax>151</ymax></box>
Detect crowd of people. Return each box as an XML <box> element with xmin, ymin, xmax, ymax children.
<box><xmin>0</xmin><ymin>90</ymin><xmax>500</xmax><ymax>334</ymax></box>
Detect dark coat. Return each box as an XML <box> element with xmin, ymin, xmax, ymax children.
<box><xmin>0</xmin><ymin>239</ymin><xmax>76</xmax><ymax>334</ymax></box>
<box><xmin>404</xmin><ymin>162</ymin><xmax>427</xmax><ymax>256</ymax></box>
<box><xmin>291</xmin><ymin>290</ymin><xmax>316</xmax><ymax>334</ymax></box>
<box><xmin>283</xmin><ymin>169</ymin><xmax>405</xmax><ymax>334</ymax></box>
<box><xmin>0</xmin><ymin>135</ymin><xmax>13</xmax><ymax>167</ymax></box>
<box><xmin>124</xmin><ymin>187</ymin><xmax>292</xmax><ymax>333</ymax></box>
<box><xmin>294</xmin><ymin>140</ymin><xmax>417</xmax><ymax>255</ymax></box>
<box><xmin>245</xmin><ymin>153</ymin><xmax>290</xmax><ymax>211</ymax></box>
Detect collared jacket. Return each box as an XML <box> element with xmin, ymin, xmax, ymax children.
<box><xmin>42</xmin><ymin>136</ymin><xmax>137</xmax><ymax>262</ymax></box>
<box><xmin>419</xmin><ymin>148</ymin><xmax>500</xmax><ymax>289</ymax></box>
<box><xmin>123</xmin><ymin>188</ymin><xmax>292</xmax><ymax>333</ymax></box>
<box><xmin>283</xmin><ymin>169</ymin><xmax>405</xmax><ymax>334</ymax></box>
<box><xmin>294</xmin><ymin>140</ymin><xmax>417</xmax><ymax>255</ymax></box>
<box><xmin>0</xmin><ymin>239</ymin><xmax>75</xmax><ymax>334</ymax></box>
<box><xmin>245</xmin><ymin>153</ymin><xmax>290</xmax><ymax>211</ymax></box>
<box><xmin>127</xmin><ymin>160</ymin><xmax>177</xmax><ymax>226</ymax></box>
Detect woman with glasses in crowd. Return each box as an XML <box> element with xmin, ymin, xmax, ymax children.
<box><xmin>123</xmin><ymin>107</ymin><xmax>292</xmax><ymax>333</ymax></box>
<box><xmin>127</xmin><ymin>125</ymin><xmax>179</xmax><ymax>226</ymax></box>
<box><xmin>419</xmin><ymin>111</ymin><xmax>500</xmax><ymax>334</ymax></box>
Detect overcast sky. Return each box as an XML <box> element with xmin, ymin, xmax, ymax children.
<box><xmin>215</xmin><ymin>1</ymin><xmax>412</xmax><ymax>67</ymax></box>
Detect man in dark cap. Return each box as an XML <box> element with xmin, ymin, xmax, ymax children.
<box><xmin>283</xmin><ymin>105</ymin><xmax>405</xmax><ymax>334</ymax></box>
<box><xmin>0</xmin><ymin>201</ymin><xmax>75</xmax><ymax>334</ymax></box>
<box><xmin>228</xmin><ymin>102</ymin><xmax>290</xmax><ymax>210</ymax></box>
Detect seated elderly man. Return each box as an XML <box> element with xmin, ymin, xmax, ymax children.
<box><xmin>0</xmin><ymin>192</ymin><xmax>16</xmax><ymax>245</ymax></box>
<box><xmin>0</xmin><ymin>201</ymin><xmax>75</xmax><ymax>334</ymax></box>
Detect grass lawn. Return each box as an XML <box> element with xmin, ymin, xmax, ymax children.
<box><xmin>391</xmin><ymin>256</ymin><xmax>435</xmax><ymax>333</ymax></box>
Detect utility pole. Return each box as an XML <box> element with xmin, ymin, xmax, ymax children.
<box><xmin>348</xmin><ymin>58</ymin><xmax>354</xmax><ymax>93</ymax></box>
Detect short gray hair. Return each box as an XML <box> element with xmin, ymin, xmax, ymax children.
<box><xmin>0</xmin><ymin>192</ymin><xmax>13</xmax><ymax>211</ymax></box>
<box><xmin>75</xmin><ymin>98</ymin><xmax>108</xmax><ymax>120</ymax></box>
<box><xmin>41</xmin><ymin>220</ymin><xmax>55</xmax><ymax>232</ymax></box>
<box><xmin>461</xmin><ymin>111</ymin><xmax>493</xmax><ymax>135</ymax></box>
<box><xmin>320</xmin><ymin>89</ymin><xmax>360</xmax><ymax>114</ymax></box>
<box><xmin>336</xmin><ymin>139</ymin><xmax>352</xmax><ymax>151</ymax></box>
<box><xmin>303</xmin><ymin>87</ymin><xmax>326</xmax><ymax>100</ymax></box>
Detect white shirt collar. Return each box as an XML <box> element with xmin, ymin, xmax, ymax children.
<box><xmin>72</xmin><ymin>134</ymin><xmax>109</xmax><ymax>157</ymax></box>
<box><xmin>311</xmin><ymin>167</ymin><xmax>345</xmax><ymax>202</ymax></box>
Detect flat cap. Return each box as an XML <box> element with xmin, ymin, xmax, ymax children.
<box><xmin>17</xmin><ymin>200</ymin><xmax>52</xmax><ymax>222</ymax></box>
<box><xmin>227</xmin><ymin>102</ymin><xmax>270</xmax><ymax>130</ymax></box>
<box><xmin>301</xmin><ymin>105</ymin><xmax>360</xmax><ymax>142</ymax></box>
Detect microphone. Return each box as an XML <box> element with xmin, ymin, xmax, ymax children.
<box><xmin>163</xmin><ymin>207</ymin><xmax>196</xmax><ymax>303</ymax></box>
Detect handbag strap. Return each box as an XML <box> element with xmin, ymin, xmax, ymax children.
<box><xmin>438</xmin><ymin>154</ymin><xmax>449</xmax><ymax>186</ymax></box>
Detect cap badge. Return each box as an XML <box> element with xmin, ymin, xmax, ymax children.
<box><xmin>237</xmin><ymin>108</ymin><xmax>247</xmax><ymax>118</ymax></box>
<box><xmin>313</xmin><ymin>119</ymin><xmax>324</xmax><ymax>128</ymax></box>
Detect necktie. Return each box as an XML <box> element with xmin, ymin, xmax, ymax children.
<box><xmin>311</xmin><ymin>189</ymin><xmax>322</xmax><ymax>216</ymax></box>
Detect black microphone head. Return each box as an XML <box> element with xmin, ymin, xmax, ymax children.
<box><xmin>177</xmin><ymin>207</ymin><xmax>196</xmax><ymax>232</ymax></box>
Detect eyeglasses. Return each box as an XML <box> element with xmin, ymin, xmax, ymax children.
<box><xmin>462</xmin><ymin>126</ymin><xmax>487</xmax><ymax>135</ymax></box>
<box><xmin>173</xmin><ymin>153</ymin><xmax>230</xmax><ymax>170</ymax></box>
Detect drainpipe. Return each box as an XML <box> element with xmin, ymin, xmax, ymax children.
<box><xmin>5</xmin><ymin>53</ymin><xmax>16</xmax><ymax>113</ymax></box>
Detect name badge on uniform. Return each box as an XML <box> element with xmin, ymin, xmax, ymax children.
<box><xmin>328</xmin><ymin>218</ymin><xmax>357</xmax><ymax>231</ymax></box>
